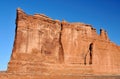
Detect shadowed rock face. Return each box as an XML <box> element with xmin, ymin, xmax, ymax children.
<box><xmin>1</xmin><ymin>8</ymin><xmax>120</xmax><ymax>78</ymax></box>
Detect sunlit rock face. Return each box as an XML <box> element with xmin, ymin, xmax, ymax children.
<box><xmin>7</xmin><ymin>8</ymin><xmax>120</xmax><ymax>75</ymax></box>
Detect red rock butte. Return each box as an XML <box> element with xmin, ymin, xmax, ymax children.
<box><xmin>0</xmin><ymin>8</ymin><xmax>120</xmax><ymax>79</ymax></box>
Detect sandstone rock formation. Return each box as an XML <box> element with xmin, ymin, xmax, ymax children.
<box><xmin>0</xmin><ymin>8</ymin><xmax>120</xmax><ymax>79</ymax></box>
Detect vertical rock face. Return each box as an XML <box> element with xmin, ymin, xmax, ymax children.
<box><xmin>11</xmin><ymin>8</ymin><xmax>62</xmax><ymax>63</ymax></box>
<box><xmin>8</xmin><ymin>8</ymin><xmax>63</xmax><ymax>73</ymax></box>
<box><xmin>7</xmin><ymin>8</ymin><xmax>120</xmax><ymax>74</ymax></box>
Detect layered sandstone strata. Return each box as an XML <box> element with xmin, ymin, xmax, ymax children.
<box><xmin>4</xmin><ymin>8</ymin><xmax>120</xmax><ymax>76</ymax></box>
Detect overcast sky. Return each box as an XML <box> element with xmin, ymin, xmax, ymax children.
<box><xmin>0</xmin><ymin>0</ymin><xmax>120</xmax><ymax>70</ymax></box>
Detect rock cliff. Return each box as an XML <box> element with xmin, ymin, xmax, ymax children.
<box><xmin>1</xmin><ymin>8</ymin><xmax>120</xmax><ymax>79</ymax></box>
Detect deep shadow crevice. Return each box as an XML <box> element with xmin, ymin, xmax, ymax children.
<box><xmin>58</xmin><ymin>23</ymin><xmax>64</xmax><ymax>63</ymax></box>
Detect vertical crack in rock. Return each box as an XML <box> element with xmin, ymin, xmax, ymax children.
<box><xmin>38</xmin><ymin>31</ymin><xmax>41</xmax><ymax>53</ymax></box>
<box><xmin>59</xmin><ymin>23</ymin><xmax>64</xmax><ymax>63</ymax></box>
<box><xmin>26</xmin><ymin>26</ymin><xmax>29</xmax><ymax>53</ymax></box>
<box><xmin>89</xmin><ymin>43</ymin><xmax>93</xmax><ymax>65</ymax></box>
<box><xmin>84</xmin><ymin>43</ymin><xmax>93</xmax><ymax>65</ymax></box>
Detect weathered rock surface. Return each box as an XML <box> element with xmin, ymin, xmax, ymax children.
<box><xmin>0</xmin><ymin>8</ymin><xmax>120</xmax><ymax>78</ymax></box>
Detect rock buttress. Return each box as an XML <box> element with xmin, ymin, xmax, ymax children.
<box><xmin>8</xmin><ymin>8</ymin><xmax>63</xmax><ymax>73</ymax></box>
<box><xmin>60</xmin><ymin>21</ymin><xmax>120</xmax><ymax>74</ymax></box>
